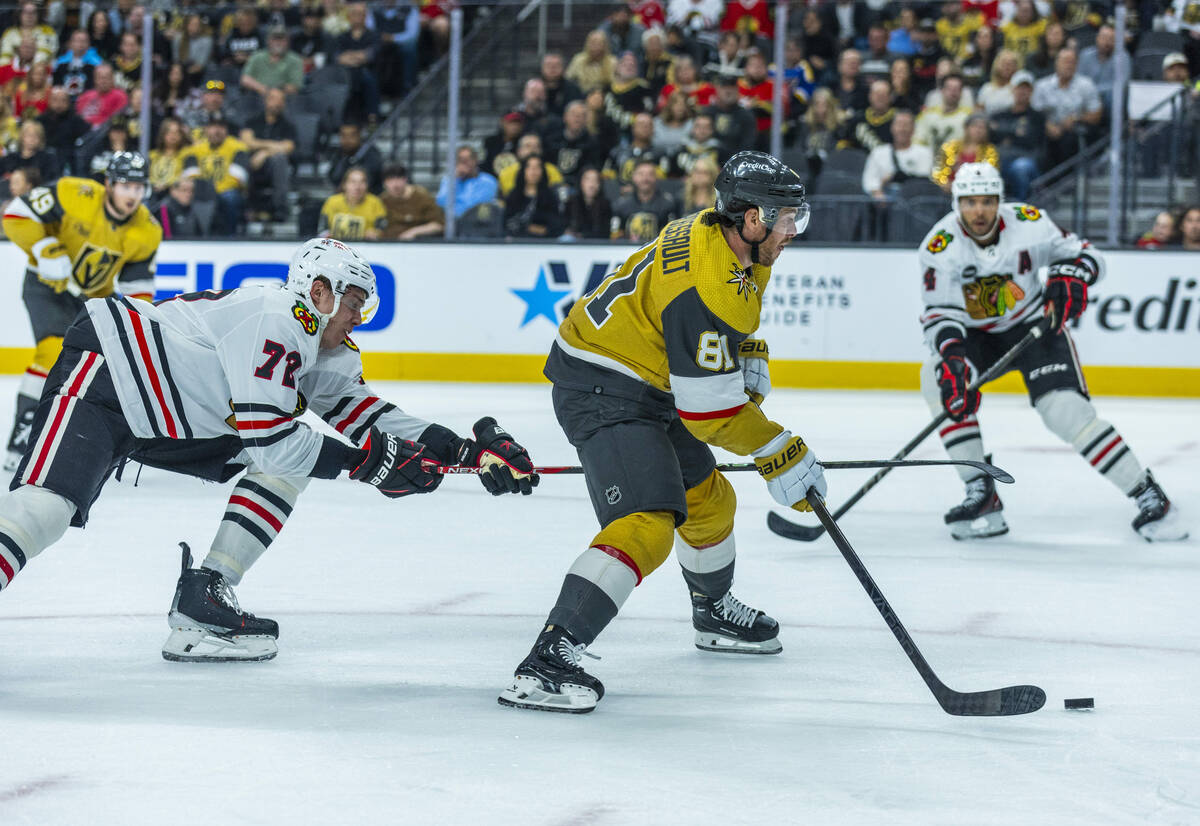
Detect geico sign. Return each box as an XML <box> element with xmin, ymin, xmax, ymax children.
<box><xmin>1090</xmin><ymin>276</ymin><xmax>1199</xmax><ymax>333</ymax></box>
<box><xmin>153</xmin><ymin>259</ymin><xmax>396</xmax><ymax>331</ymax></box>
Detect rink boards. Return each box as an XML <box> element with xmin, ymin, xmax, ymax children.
<box><xmin>0</xmin><ymin>240</ymin><xmax>1195</xmax><ymax>396</ymax></box>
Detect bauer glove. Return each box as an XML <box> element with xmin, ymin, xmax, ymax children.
<box><xmin>31</xmin><ymin>237</ymin><xmax>72</xmax><ymax>293</ymax></box>
<box><xmin>739</xmin><ymin>338</ymin><xmax>770</xmax><ymax>405</ymax></box>
<box><xmin>456</xmin><ymin>417</ymin><xmax>539</xmax><ymax>495</ymax></box>
<box><xmin>349</xmin><ymin>427</ymin><xmax>443</xmax><ymax>497</ymax></box>
<box><xmin>753</xmin><ymin>430</ymin><xmax>827</xmax><ymax>512</ymax></box>
<box><xmin>935</xmin><ymin>343</ymin><xmax>980</xmax><ymax>422</ymax></box>
<box><xmin>1044</xmin><ymin>261</ymin><xmax>1089</xmax><ymax>334</ymax></box>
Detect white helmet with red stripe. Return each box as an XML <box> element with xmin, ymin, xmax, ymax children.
<box><xmin>285</xmin><ymin>238</ymin><xmax>378</xmax><ymax>327</ymax></box>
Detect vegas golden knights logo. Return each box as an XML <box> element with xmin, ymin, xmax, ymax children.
<box><xmin>72</xmin><ymin>243</ymin><xmax>120</xmax><ymax>293</ymax></box>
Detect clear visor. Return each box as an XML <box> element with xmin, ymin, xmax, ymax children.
<box><xmin>766</xmin><ymin>204</ymin><xmax>809</xmax><ymax>236</ymax></box>
<box><xmin>337</xmin><ymin>285</ymin><xmax>379</xmax><ymax>325</ymax></box>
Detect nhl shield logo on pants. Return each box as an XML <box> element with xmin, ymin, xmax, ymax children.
<box><xmin>605</xmin><ymin>485</ymin><xmax>621</xmax><ymax>505</ymax></box>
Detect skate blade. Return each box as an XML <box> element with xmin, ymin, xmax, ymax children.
<box><xmin>694</xmin><ymin>630</ymin><xmax>782</xmax><ymax>655</ymax></box>
<box><xmin>497</xmin><ymin>675</ymin><xmax>598</xmax><ymax>713</ymax></box>
<box><xmin>162</xmin><ymin>626</ymin><xmax>278</xmax><ymax>663</ymax></box>
<box><xmin>949</xmin><ymin>511</ymin><xmax>1009</xmax><ymax>540</ymax></box>
<box><xmin>3</xmin><ymin>451</ymin><xmax>21</xmax><ymax>472</ymax></box>
<box><xmin>1137</xmin><ymin>506</ymin><xmax>1190</xmax><ymax>542</ymax></box>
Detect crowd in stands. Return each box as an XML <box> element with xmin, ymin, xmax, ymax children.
<box><xmin>437</xmin><ymin>0</ymin><xmax>1200</xmax><ymax>246</ymax></box>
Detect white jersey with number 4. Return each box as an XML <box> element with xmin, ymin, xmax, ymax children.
<box><xmin>917</xmin><ymin>202</ymin><xmax>1104</xmax><ymax>354</ymax></box>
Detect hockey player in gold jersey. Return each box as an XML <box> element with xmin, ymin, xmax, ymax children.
<box><xmin>1</xmin><ymin>151</ymin><xmax>162</xmax><ymax>470</ymax></box>
<box><xmin>499</xmin><ymin>151</ymin><xmax>827</xmax><ymax>713</ymax></box>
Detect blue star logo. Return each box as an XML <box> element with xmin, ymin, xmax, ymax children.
<box><xmin>511</xmin><ymin>266</ymin><xmax>572</xmax><ymax>327</ymax></box>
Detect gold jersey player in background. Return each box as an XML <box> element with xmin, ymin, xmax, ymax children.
<box><xmin>1</xmin><ymin>152</ymin><xmax>162</xmax><ymax>470</ymax></box>
<box><xmin>499</xmin><ymin>152</ymin><xmax>828</xmax><ymax>714</ymax></box>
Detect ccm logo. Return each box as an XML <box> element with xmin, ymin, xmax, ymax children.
<box><xmin>1029</xmin><ymin>363</ymin><xmax>1069</xmax><ymax>381</ymax></box>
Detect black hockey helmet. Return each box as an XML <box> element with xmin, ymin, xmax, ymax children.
<box><xmin>713</xmin><ymin>150</ymin><xmax>809</xmax><ymax>233</ymax></box>
<box><xmin>106</xmin><ymin>150</ymin><xmax>149</xmax><ymax>185</ymax></box>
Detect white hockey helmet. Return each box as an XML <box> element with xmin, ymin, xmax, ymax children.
<box><xmin>952</xmin><ymin>162</ymin><xmax>1004</xmax><ymax>235</ymax></box>
<box><xmin>285</xmin><ymin>238</ymin><xmax>378</xmax><ymax>326</ymax></box>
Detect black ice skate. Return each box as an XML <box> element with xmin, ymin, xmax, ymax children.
<box><xmin>162</xmin><ymin>543</ymin><xmax>279</xmax><ymax>662</ymax></box>
<box><xmin>1129</xmin><ymin>470</ymin><xmax>1189</xmax><ymax>542</ymax></box>
<box><xmin>945</xmin><ymin>473</ymin><xmax>1009</xmax><ymax>540</ymax></box>
<box><xmin>497</xmin><ymin>625</ymin><xmax>604</xmax><ymax>713</ymax></box>
<box><xmin>692</xmin><ymin>590</ymin><xmax>782</xmax><ymax>654</ymax></box>
<box><xmin>3</xmin><ymin>402</ymin><xmax>35</xmax><ymax>472</ymax></box>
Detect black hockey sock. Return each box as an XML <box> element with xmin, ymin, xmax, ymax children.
<box><xmin>545</xmin><ymin>573</ymin><xmax>620</xmax><ymax>646</ymax></box>
<box><xmin>681</xmin><ymin>560</ymin><xmax>735</xmax><ymax>599</ymax></box>
<box><xmin>6</xmin><ymin>392</ymin><xmax>38</xmax><ymax>454</ymax></box>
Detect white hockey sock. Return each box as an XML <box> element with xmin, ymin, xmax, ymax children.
<box><xmin>937</xmin><ymin>416</ymin><xmax>986</xmax><ymax>482</ymax></box>
<box><xmin>1073</xmin><ymin>419</ymin><xmax>1144</xmax><ymax>495</ymax></box>
<box><xmin>676</xmin><ymin>533</ymin><xmax>736</xmax><ymax>596</ymax></box>
<box><xmin>202</xmin><ymin>474</ymin><xmax>306</xmax><ymax>585</ymax></box>
<box><xmin>0</xmin><ymin>486</ymin><xmax>74</xmax><ymax>590</ymax></box>
<box><xmin>18</xmin><ymin>369</ymin><xmax>46</xmax><ymax>401</ymax></box>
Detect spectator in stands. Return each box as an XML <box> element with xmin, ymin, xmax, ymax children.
<box><xmin>584</xmin><ymin>87</ymin><xmax>620</xmax><ymax>155</ymax></box>
<box><xmin>0</xmin><ymin>34</ymin><xmax>37</xmax><ymax>88</ymax></box>
<box><xmin>181</xmin><ymin>112</ymin><xmax>250</xmax><ymax>235</ymax></box>
<box><xmin>320</xmin><ymin>166</ymin><xmax>386</xmax><ymax>240</ymax></box>
<box><xmin>667</xmin><ymin>0</ymin><xmax>723</xmax><ymax>34</ymax></box>
<box><xmin>178</xmin><ymin>78</ymin><xmax>227</xmax><ymax>137</ymax></box>
<box><xmin>1001</xmin><ymin>1</ymin><xmax>1045</xmax><ymax>63</ymax></box>
<box><xmin>1033</xmin><ymin>49</ymin><xmax>1102</xmax><ymax>168</ymax></box>
<box><xmin>111</xmin><ymin>31</ymin><xmax>142</xmax><ymax>91</ymax></box>
<box><xmin>541</xmin><ymin>51</ymin><xmax>583</xmax><ymax>117</ymax></box>
<box><xmin>54</xmin><ymin>29</ymin><xmax>100</xmax><ymax>98</ymax></box>
<box><xmin>517</xmin><ymin>77</ymin><xmax>555</xmax><ymax>139</ymax></box>
<box><xmin>834</xmin><ymin>48</ymin><xmax>869</xmax><ymax>116</ymax></box>
<box><xmin>655</xmin><ymin>55</ymin><xmax>714</xmax><ymax>112</ymax></box>
<box><xmin>709</xmin><ymin>30</ymin><xmax>745</xmax><ymax>77</ymax></box>
<box><xmin>652</xmin><ymin>89</ymin><xmax>694</xmax><ymax>157</ymax></box>
<box><xmin>39</xmin><ymin>86</ymin><xmax>89</xmax><ymax>172</ymax></box>
<box><xmin>642</xmin><ymin>27</ymin><xmax>673</xmax><ymax>100</ymax></box>
<box><xmin>223</xmin><ymin>7</ymin><xmax>264</xmax><ymax>69</ymax></box>
<box><xmin>886</xmin><ymin>7</ymin><xmax>918</xmax><ymax>57</ymax></box>
<box><xmin>375</xmin><ymin>0</ymin><xmax>420</xmax><ymax>96</ymax></box>
<box><xmin>667</xmin><ymin>111</ymin><xmax>721</xmax><ymax>173</ymax></box>
<box><xmin>75</xmin><ymin>62</ymin><xmax>127</xmax><ymax>126</ymax></box>
<box><xmin>149</xmin><ymin>115</ymin><xmax>190</xmax><ymax>199</ymax></box>
<box><xmin>173</xmin><ymin>13</ymin><xmax>214</xmax><ymax>87</ymax></box>
<box><xmin>932</xmin><ymin>113</ymin><xmax>999</xmax><ymax>189</ymax></box>
<box><xmin>705</xmin><ymin>74</ymin><xmax>756</xmax><ymax>161</ymax></box>
<box><xmin>292</xmin><ymin>6</ymin><xmax>329</xmax><ymax>75</ymax></box>
<box><xmin>0</xmin><ymin>96</ymin><xmax>16</xmax><ymax>153</ymax></box>
<box><xmin>738</xmin><ymin>50</ymin><xmax>781</xmax><ymax>149</ymax></box>
<box><xmin>1077</xmin><ymin>24</ymin><xmax>1116</xmax><ymax>110</ymax></box>
<box><xmin>664</xmin><ymin>22</ymin><xmax>704</xmax><ymax>65</ymax></box>
<box><xmin>546</xmin><ymin>101</ymin><xmax>605</xmax><ymax>186</ymax></box>
<box><xmin>499</xmin><ymin>132</ymin><xmax>564</xmax><ymax>195</ymax></box>
<box><xmin>926</xmin><ymin>57</ymin><xmax>976</xmax><ymax>111</ymax></box>
<box><xmin>502</xmin><ymin>154</ymin><xmax>564</xmax><ymax>239</ymax></box>
<box><xmin>681</xmin><ymin>155</ymin><xmax>718</xmax><ymax>211</ymax></box>
<box><xmin>156</xmin><ymin>177</ymin><xmax>209</xmax><ymax>239</ymax></box>
<box><xmin>936</xmin><ymin>0</ymin><xmax>982</xmax><ymax>62</ymax></box>
<box><xmin>5</xmin><ymin>167</ymin><xmax>37</xmax><ymax>210</ymax></box>
<box><xmin>14</xmin><ymin>61</ymin><xmax>51</xmax><ymax>117</ymax></box>
<box><xmin>841</xmin><ymin>78</ymin><xmax>894</xmax><ymax>152</ymax></box>
<box><xmin>126</xmin><ymin>6</ymin><xmax>171</xmax><ymax>69</ymax></box>
<box><xmin>861</xmin><ymin>109</ymin><xmax>933</xmax><ymax>203</ymax></box>
<box><xmin>915</xmin><ymin>72</ymin><xmax>970</xmax><ymax>148</ymax></box>
<box><xmin>0</xmin><ymin>119</ymin><xmax>59</xmax><ymax>182</ymax></box>
<box><xmin>720</xmin><ymin>0</ymin><xmax>772</xmax><ymax>39</ymax></box>
<box><xmin>328</xmin><ymin>122</ymin><xmax>383</xmax><ymax>194</ymax></box>
<box><xmin>436</xmin><ymin>144</ymin><xmax>499</xmax><ymax>219</ymax></box>
<box><xmin>379</xmin><ymin>163</ymin><xmax>444</xmax><ymax>240</ymax></box>
<box><xmin>605</xmin><ymin>111</ymin><xmax>663</xmax><ymax>188</ymax></box>
<box><xmin>155</xmin><ymin>63</ymin><xmax>192</xmax><ymax>116</ymax></box>
<box><xmin>87</xmin><ymin>115</ymin><xmax>131</xmax><ymax>179</ymax></box>
<box><xmin>87</xmin><ymin>9</ymin><xmax>117</xmax><ymax>61</ymax></box>
<box><xmin>821</xmin><ymin>0</ymin><xmax>870</xmax><ymax>51</ymax></box>
<box><xmin>606</xmin><ymin>51</ymin><xmax>654</xmax><ymax>133</ymax></box>
<box><xmin>861</xmin><ymin>24</ymin><xmax>897</xmax><ymax>83</ymax></box>
<box><xmin>239</xmin><ymin>87</ymin><xmax>295</xmax><ymax>222</ymax></box>
<box><xmin>601</xmin><ymin>3</ymin><xmax>646</xmax><ymax>62</ymax></box>
<box><xmin>1181</xmin><ymin>206</ymin><xmax>1200</xmax><ymax>251</ymax></box>
<box><xmin>563</xmin><ymin>166</ymin><xmax>612</xmax><ymax>239</ymax></box>
<box><xmin>801</xmin><ymin>87</ymin><xmax>845</xmax><ymax>178</ymax></box>
<box><xmin>989</xmin><ymin>70</ymin><xmax>1044</xmax><ymax>200</ymax></box>
<box><xmin>483</xmin><ymin>111</ymin><xmax>526</xmax><ymax>178</ymax></box>
<box><xmin>567</xmin><ymin>30</ymin><xmax>616</xmax><ymax>95</ymax></box>
<box><xmin>611</xmin><ymin>156</ymin><xmax>677</xmax><ymax>240</ymax></box>
<box><xmin>335</xmin><ymin>3</ymin><xmax>380</xmax><ymax>123</ymax></box>
<box><xmin>2</xmin><ymin>2</ymin><xmax>57</xmax><ymax>64</ymax></box>
<box><xmin>889</xmin><ymin>57</ymin><xmax>921</xmax><ymax>111</ymax></box>
<box><xmin>242</xmin><ymin>26</ymin><xmax>304</xmax><ymax>99</ymax></box>
<box><xmin>1136</xmin><ymin>211</ymin><xmax>1178</xmax><ymax>250</ymax></box>
<box><xmin>801</xmin><ymin>9</ymin><xmax>837</xmax><ymax>78</ymax></box>
<box><xmin>632</xmin><ymin>0</ymin><xmax>667</xmax><ymax>29</ymax></box>
<box><xmin>961</xmin><ymin>24</ymin><xmax>999</xmax><ymax>89</ymax></box>
<box><xmin>418</xmin><ymin>0</ymin><xmax>452</xmax><ymax>59</ymax></box>
<box><xmin>910</xmin><ymin>18</ymin><xmax>945</xmax><ymax>99</ymax></box>
<box><xmin>977</xmin><ymin>49</ymin><xmax>1021</xmax><ymax>114</ymax></box>
<box><xmin>1162</xmin><ymin>52</ymin><xmax>1191</xmax><ymax>85</ymax></box>
<box><xmin>1027</xmin><ymin>20</ymin><xmax>1067</xmax><ymax>79</ymax></box>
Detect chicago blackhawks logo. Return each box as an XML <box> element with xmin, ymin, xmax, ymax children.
<box><xmin>292</xmin><ymin>301</ymin><xmax>319</xmax><ymax>335</ymax></box>
<box><xmin>926</xmin><ymin>229</ymin><xmax>953</xmax><ymax>254</ymax></box>
<box><xmin>963</xmin><ymin>274</ymin><xmax>1026</xmax><ymax>318</ymax></box>
<box><xmin>726</xmin><ymin>264</ymin><xmax>758</xmax><ymax>299</ymax></box>
<box><xmin>343</xmin><ymin>335</ymin><xmax>359</xmax><ymax>352</ymax></box>
<box><xmin>1015</xmin><ymin>205</ymin><xmax>1041</xmax><ymax>222</ymax></box>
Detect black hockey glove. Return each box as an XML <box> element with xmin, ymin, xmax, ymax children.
<box><xmin>348</xmin><ymin>427</ymin><xmax>443</xmax><ymax>498</ymax></box>
<box><xmin>455</xmin><ymin>417</ymin><xmax>539</xmax><ymax>495</ymax></box>
<box><xmin>1044</xmin><ymin>261</ymin><xmax>1089</xmax><ymax>334</ymax></box>
<box><xmin>936</xmin><ymin>345</ymin><xmax>981</xmax><ymax>422</ymax></box>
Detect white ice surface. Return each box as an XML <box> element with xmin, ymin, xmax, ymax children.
<box><xmin>0</xmin><ymin>378</ymin><xmax>1197</xmax><ymax>825</ymax></box>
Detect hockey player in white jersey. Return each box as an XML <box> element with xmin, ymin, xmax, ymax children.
<box><xmin>918</xmin><ymin>163</ymin><xmax>1186</xmax><ymax>542</ymax></box>
<box><xmin>0</xmin><ymin>238</ymin><xmax>539</xmax><ymax>661</ymax></box>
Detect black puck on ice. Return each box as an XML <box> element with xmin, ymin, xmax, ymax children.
<box><xmin>1064</xmin><ymin>697</ymin><xmax>1094</xmax><ymax>710</ymax></box>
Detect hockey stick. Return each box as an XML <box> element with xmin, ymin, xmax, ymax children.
<box><xmin>808</xmin><ymin>492</ymin><xmax>1046</xmax><ymax>716</ymax></box>
<box><xmin>767</xmin><ymin>319</ymin><xmax>1050</xmax><ymax>542</ymax></box>
<box><xmin>433</xmin><ymin>458</ymin><xmax>1013</xmax><ymax>482</ymax></box>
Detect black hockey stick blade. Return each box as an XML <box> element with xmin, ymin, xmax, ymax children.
<box><xmin>767</xmin><ymin>509</ymin><xmax>825</xmax><ymax>541</ymax></box>
<box><xmin>934</xmin><ymin>684</ymin><xmax>1047</xmax><ymax>716</ymax></box>
<box><xmin>821</xmin><ymin>458</ymin><xmax>1014</xmax><ymax>483</ymax></box>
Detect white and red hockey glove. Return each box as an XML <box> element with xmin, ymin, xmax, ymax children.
<box><xmin>455</xmin><ymin>417</ymin><xmax>539</xmax><ymax>496</ymax></box>
<box><xmin>349</xmin><ymin>427</ymin><xmax>443</xmax><ymax>497</ymax></box>
<box><xmin>936</xmin><ymin>342</ymin><xmax>981</xmax><ymax>422</ymax></box>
